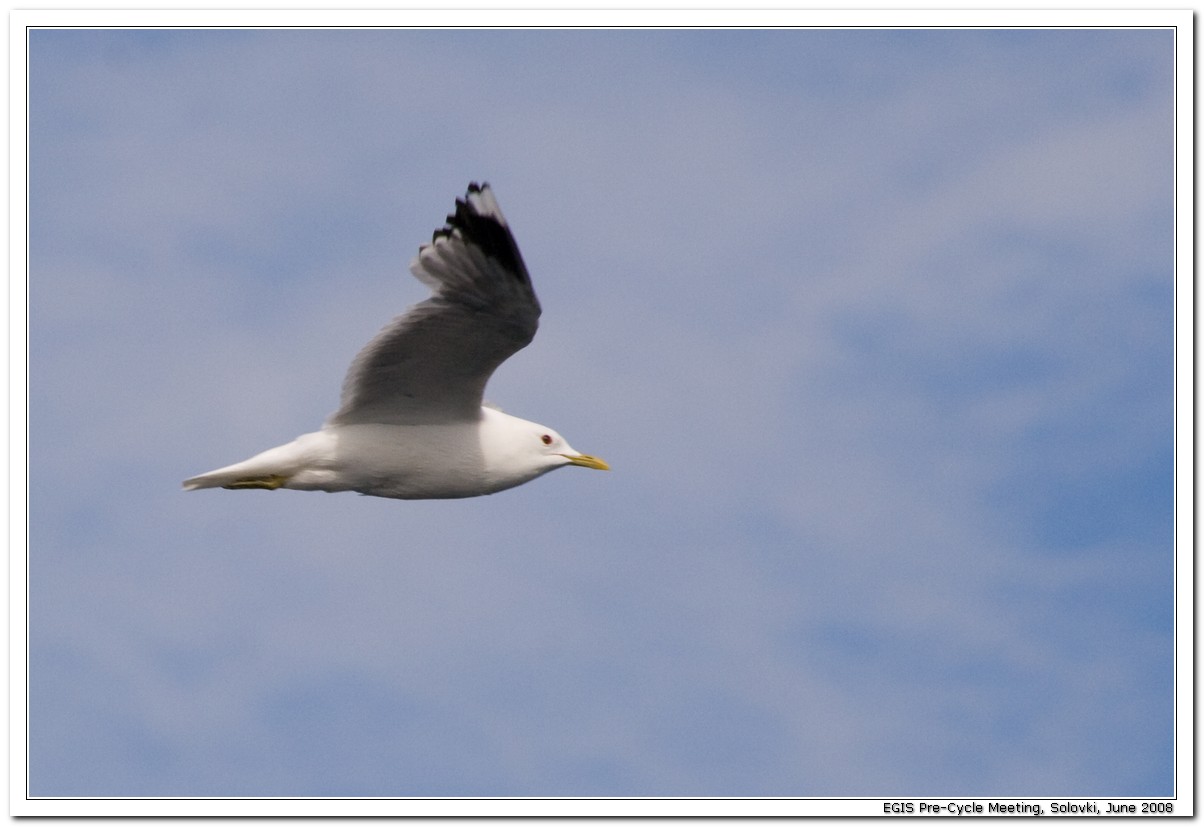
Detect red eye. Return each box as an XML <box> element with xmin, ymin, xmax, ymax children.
<box><xmin>541</xmin><ymin>434</ymin><xmax>553</xmax><ymax>445</ymax></box>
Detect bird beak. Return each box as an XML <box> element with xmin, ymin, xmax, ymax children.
<box><xmin>562</xmin><ymin>453</ymin><xmax>610</xmax><ymax>471</ymax></box>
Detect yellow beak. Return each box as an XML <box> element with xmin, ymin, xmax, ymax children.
<box><xmin>563</xmin><ymin>453</ymin><xmax>610</xmax><ymax>471</ymax></box>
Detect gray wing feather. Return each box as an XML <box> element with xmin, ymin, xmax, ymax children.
<box><xmin>327</xmin><ymin>183</ymin><xmax>541</xmax><ymax>426</ymax></box>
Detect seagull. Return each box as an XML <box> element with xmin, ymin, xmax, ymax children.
<box><xmin>183</xmin><ymin>182</ymin><xmax>609</xmax><ymax>500</ymax></box>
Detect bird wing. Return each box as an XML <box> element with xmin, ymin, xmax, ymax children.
<box><xmin>327</xmin><ymin>183</ymin><xmax>541</xmax><ymax>426</ymax></box>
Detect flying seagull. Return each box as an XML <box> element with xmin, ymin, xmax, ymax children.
<box><xmin>184</xmin><ymin>182</ymin><xmax>609</xmax><ymax>499</ymax></box>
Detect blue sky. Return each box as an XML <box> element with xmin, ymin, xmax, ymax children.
<box><xmin>26</xmin><ymin>26</ymin><xmax>1176</xmax><ymax>799</ymax></box>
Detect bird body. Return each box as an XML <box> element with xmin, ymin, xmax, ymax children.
<box><xmin>184</xmin><ymin>407</ymin><xmax>606</xmax><ymax>500</ymax></box>
<box><xmin>183</xmin><ymin>183</ymin><xmax>608</xmax><ymax>500</ymax></box>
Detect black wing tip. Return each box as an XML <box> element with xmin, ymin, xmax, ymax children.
<box><xmin>427</xmin><ymin>182</ymin><xmax>487</xmax><ymax>243</ymax></box>
<box><xmin>449</xmin><ymin>181</ymin><xmax>492</xmax><ymax>223</ymax></box>
<box><xmin>424</xmin><ymin>182</ymin><xmax>527</xmax><ymax>282</ymax></box>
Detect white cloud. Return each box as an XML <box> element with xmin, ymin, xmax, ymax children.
<box><xmin>27</xmin><ymin>29</ymin><xmax>1174</xmax><ymax>798</ymax></box>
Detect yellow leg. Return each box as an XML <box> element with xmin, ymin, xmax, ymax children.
<box><xmin>223</xmin><ymin>474</ymin><xmax>289</xmax><ymax>490</ymax></box>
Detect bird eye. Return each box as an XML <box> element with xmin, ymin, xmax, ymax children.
<box><xmin>541</xmin><ymin>434</ymin><xmax>553</xmax><ymax>445</ymax></box>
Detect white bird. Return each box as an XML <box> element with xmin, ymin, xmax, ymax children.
<box><xmin>183</xmin><ymin>182</ymin><xmax>608</xmax><ymax>500</ymax></box>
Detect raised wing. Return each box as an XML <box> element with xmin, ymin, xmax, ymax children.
<box><xmin>327</xmin><ymin>183</ymin><xmax>541</xmax><ymax>426</ymax></box>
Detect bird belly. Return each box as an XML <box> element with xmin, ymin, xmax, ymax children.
<box><xmin>319</xmin><ymin>423</ymin><xmax>498</xmax><ymax>500</ymax></box>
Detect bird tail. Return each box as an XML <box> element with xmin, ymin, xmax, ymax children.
<box><xmin>183</xmin><ymin>468</ymin><xmax>289</xmax><ymax>491</ymax></box>
<box><xmin>183</xmin><ymin>449</ymin><xmax>294</xmax><ymax>491</ymax></box>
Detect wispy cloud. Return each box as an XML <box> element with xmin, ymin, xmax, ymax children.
<box><xmin>28</xmin><ymin>27</ymin><xmax>1174</xmax><ymax>797</ymax></box>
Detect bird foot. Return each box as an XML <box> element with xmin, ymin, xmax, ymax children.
<box><xmin>223</xmin><ymin>474</ymin><xmax>289</xmax><ymax>490</ymax></box>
